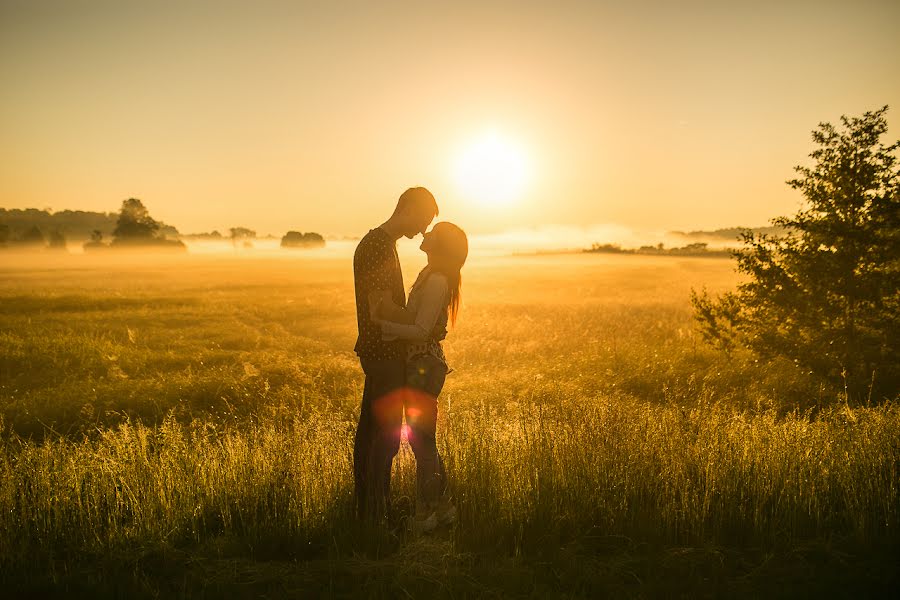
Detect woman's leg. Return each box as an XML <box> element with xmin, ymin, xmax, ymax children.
<box><xmin>405</xmin><ymin>355</ymin><xmax>447</xmax><ymax>513</ymax></box>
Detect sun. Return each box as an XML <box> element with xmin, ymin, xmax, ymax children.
<box><xmin>453</xmin><ymin>131</ymin><xmax>530</xmax><ymax>207</ymax></box>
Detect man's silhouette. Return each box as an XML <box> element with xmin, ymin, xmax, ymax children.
<box><xmin>352</xmin><ymin>187</ymin><xmax>438</xmax><ymax>521</ymax></box>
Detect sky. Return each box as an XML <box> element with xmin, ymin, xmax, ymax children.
<box><xmin>1</xmin><ymin>0</ymin><xmax>899</xmax><ymax>238</ymax></box>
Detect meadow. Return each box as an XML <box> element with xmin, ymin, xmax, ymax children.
<box><xmin>0</xmin><ymin>250</ymin><xmax>897</xmax><ymax>598</ymax></box>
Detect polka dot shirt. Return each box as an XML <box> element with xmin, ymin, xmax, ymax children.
<box><xmin>353</xmin><ymin>227</ymin><xmax>406</xmax><ymax>360</ymax></box>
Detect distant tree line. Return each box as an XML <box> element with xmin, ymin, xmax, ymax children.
<box><xmin>83</xmin><ymin>198</ymin><xmax>184</xmax><ymax>251</ymax></box>
<box><xmin>670</xmin><ymin>225</ymin><xmax>788</xmax><ymax>241</ymax></box>
<box><xmin>2</xmin><ymin>201</ymin><xmax>327</xmax><ymax>253</ymax></box>
<box><xmin>586</xmin><ymin>242</ymin><xmax>731</xmax><ymax>257</ymax></box>
<box><xmin>181</xmin><ymin>230</ymin><xmax>226</xmax><ymax>240</ymax></box>
<box><xmin>0</xmin><ymin>222</ymin><xmax>68</xmax><ymax>251</ymax></box>
<box><xmin>184</xmin><ymin>228</ymin><xmax>326</xmax><ymax>249</ymax></box>
<box><xmin>181</xmin><ymin>229</ymin><xmax>272</xmax><ymax>242</ymax></box>
<box><xmin>0</xmin><ymin>207</ymin><xmax>179</xmax><ymax>243</ymax></box>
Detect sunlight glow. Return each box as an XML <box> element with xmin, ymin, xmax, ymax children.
<box><xmin>454</xmin><ymin>131</ymin><xmax>530</xmax><ymax>207</ymax></box>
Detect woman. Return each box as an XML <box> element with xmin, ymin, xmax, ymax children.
<box><xmin>373</xmin><ymin>221</ymin><xmax>468</xmax><ymax>533</ymax></box>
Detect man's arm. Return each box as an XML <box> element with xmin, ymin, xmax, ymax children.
<box><xmin>362</xmin><ymin>243</ymin><xmax>401</xmax><ymax>320</ymax></box>
<box><xmin>367</xmin><ymin>290</ymin><xmax>385</xmax><ymax>321</ymax></box>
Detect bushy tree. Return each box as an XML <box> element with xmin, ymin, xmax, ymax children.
<box><xmin>112</xmin><ymin>198</ymin><xmax>160</xmax><ymax>242</ymax></box>
<box><xmin>692</xmin><ymin>106</ymin><xmax>899</xmax><ymax>400</ymax></box>
<box><xmin>229</xmin><ymin>227</ymin><xmax>256</xmax><ymax>240</ymax></box>
<box><xmin>281</xmin><ymin>231</ymin><xmax>325</xmax><ymax>248</ymax></box>
<box><xmin>83</xmin><ymin>229</ymin><xmax>107</xmax><ymax>252</ymax></box>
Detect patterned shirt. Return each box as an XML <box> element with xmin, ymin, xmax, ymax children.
<box><xmin>353</xmin><ymin>227</ymin><xmax>406</xmax><ymax>360</ymax></box>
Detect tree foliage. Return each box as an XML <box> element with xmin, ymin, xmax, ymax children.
<box><xmin>0</xmin><ymin>207</ymin><xmax>178</xmax><ymax>240</ymax></box>
<box><xmin>112</xmin><ymin>198</ymin><xmax>160</xmax><ymax>242</ymax></box>
<box><xmin>21</xmin><ymin>225</ymin><xmax>46</xmax><ymax>246</ymax></box>
<box><xmin>692</xmin><ymin>107</ymin><xmax>900</xmax><ymax>400</ymax></box>
<box><xmin>281</xmin><ymin>231</ymin><xmax>325</xmax><ymax>248</ymax></box>
<box><xmin>48</xmin><ymin>230</ymin><xmax>67</xmax><ymax>250</ymax></box>
<box><xmin>229</xmin><ymin>227</ymin><xmax>256</xmax><ymax>241</ymax></box>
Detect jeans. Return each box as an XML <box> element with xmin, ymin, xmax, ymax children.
<box><xmin>353</xmin><ymin>357</ymin><xmax>405</xmax><ymax>521</ymax></box>
<box><xmin>353</xmin><ymin>354</ymin><xmax>449</xmax><ymax>521</ymax></box>
<box><xmin>404</xmin><ymin>353</ymin><xmax>449</xmax><ymax>512</ymax></box>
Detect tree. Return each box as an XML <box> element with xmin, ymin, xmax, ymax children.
<box><xmin>281</xmin><ymin>231</ymin><xmax>325</xmax><ymax>248</ymax></box>
<box><xmin>83</xmin><ymin>229</ymin><xmax>107</xmax><ymax>252</ymax></box>
<box><xmin>229</xmin><ymin>227</ymin><xmax>256</xmax><ymax>241</ymax></box>
<box><xmin>112</xmin><ymin>198</ymin><xmax>160</xmax><ymax>242</ymax></box>
<box><xmin>0</xmin><ymin>224</ymin><xmax>9</xmax><ymax>246</ymax></box>
<box><xmin>692</xmin><ymin>106</ymin><xmax>899</xmax><ymax>400</ymax></box>
<box><xmin>228</xmin><ymin>227</ymin><xmax>256</xmax><ymax>250</ymax></box>
<box><xmin>21</xmin><ymin>225</ymin><xmax>46</xmax><ymax>247</ymax></box>
<box><xmin>48</xmin><ymin>230</ymin><xmax>67</xmax><ymax>250</ymax></box>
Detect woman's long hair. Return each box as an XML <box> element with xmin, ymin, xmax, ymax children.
<box><xmin>429</xmin><ymin>222</ymin><xmax>468</xmax><ymax>326</ymax></box>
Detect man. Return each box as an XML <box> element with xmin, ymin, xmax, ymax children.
<box><xmin>353</xmin><ymin>187</ymin><xmax>438</xmax><ymax>521</ymax></box>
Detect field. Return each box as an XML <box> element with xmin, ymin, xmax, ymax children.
<box><xmin>1</xmin><ymin>250</ymin><xmax>898</xmax><ymax>598</ymax></box>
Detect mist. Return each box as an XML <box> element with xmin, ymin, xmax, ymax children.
<box><xmin>38</xmin><ymin>223</ymin><xmax>744</xmax><ymax>260</ymax></box>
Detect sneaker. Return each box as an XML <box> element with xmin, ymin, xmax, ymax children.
<box><xmin>435</xmin><ymin>499</ymin><xmax>457</xmax><ymax>526</ymax></box>
<box><xmin>409</xmin><ymin>511</ymin><xmax>438</xmax><ymax>535</ymax></box>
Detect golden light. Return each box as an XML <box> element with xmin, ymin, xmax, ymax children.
<box><xmin>453</xmin><ymin>131</ymin><xmax>530</xmax><ymax>207</ymax></box>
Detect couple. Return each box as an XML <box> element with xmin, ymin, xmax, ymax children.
<box><xmin>352</xmin><ymin>187</ymin><xmax>467</xmax><ymax>533</ymax></box>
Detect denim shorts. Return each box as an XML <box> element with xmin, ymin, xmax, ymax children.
<box><xmin>406</xmin><ymin>353</ymin><xmax>448</xmax><ymax>398</ymax></box>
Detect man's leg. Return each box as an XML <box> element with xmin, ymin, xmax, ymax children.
<box><xmin>353</xmin><ymin>366</ymin><xmax>375</xmax><ymax>520</ymax></box>
<box><xmin>368</xmin><ymin>359</ymin><xmax>405</xmax><ymax>520</ymax></box>
<box><xmin>355</xmin><ymin>358</ymin><xmax>405</xmax><ymax>521</ymax></box>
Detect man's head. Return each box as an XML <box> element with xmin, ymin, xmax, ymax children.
<box><xmin>391</xmin><ymin>187</ymin><xmax>438</xmax><ymax>238</ymax></box>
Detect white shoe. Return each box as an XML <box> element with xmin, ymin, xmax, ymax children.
<box><xmin>409</xmin><ymin>511</ymin><xmax>438</xmax><ymax>535</ymax></box>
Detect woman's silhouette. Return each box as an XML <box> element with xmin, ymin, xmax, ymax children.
<box><xmin>373</xmin><ymin>221</ymin><xmax>468</xmax><ymax>533</ymax></box>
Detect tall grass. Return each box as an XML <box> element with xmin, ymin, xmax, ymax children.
<box><xmin>2</xmin><ymin>396</ymin><xmax>897</xmax><ymax>574</ymax></box>
<box><xmin>1</xmin><ymin>254</ymin><xmax>897</xmax><ymax>594</ymax></box>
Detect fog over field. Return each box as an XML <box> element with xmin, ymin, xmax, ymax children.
<box><xmin>27</xmin><ymin>223</ymin><xmax>745</xmax><ymax>259</ymax></box>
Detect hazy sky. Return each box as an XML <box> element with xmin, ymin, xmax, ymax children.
<box><xmin>2</xmin><ymin>0</ymin><xmax>898</xmax><ymax>237</ymax></box>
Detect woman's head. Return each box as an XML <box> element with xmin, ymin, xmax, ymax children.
<box><xmin>420</xmin><ymin>222</ymin><xmax>468</xmax><ymax>325</ymax></box>
<box><xmin>420</xmin><ymin>222</ymin><xmax>468</xmax><ymax>269</ymax></box>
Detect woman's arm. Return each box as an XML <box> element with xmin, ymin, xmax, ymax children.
<box><xmin>380</xmin><ymin>275</ymin><xmax>448</xmax><ymax>341</ymax></box>
<box><xmin>372</xmin><ymin>267</ymin><xmax>432</xmax><ymax>324</ymax></box>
